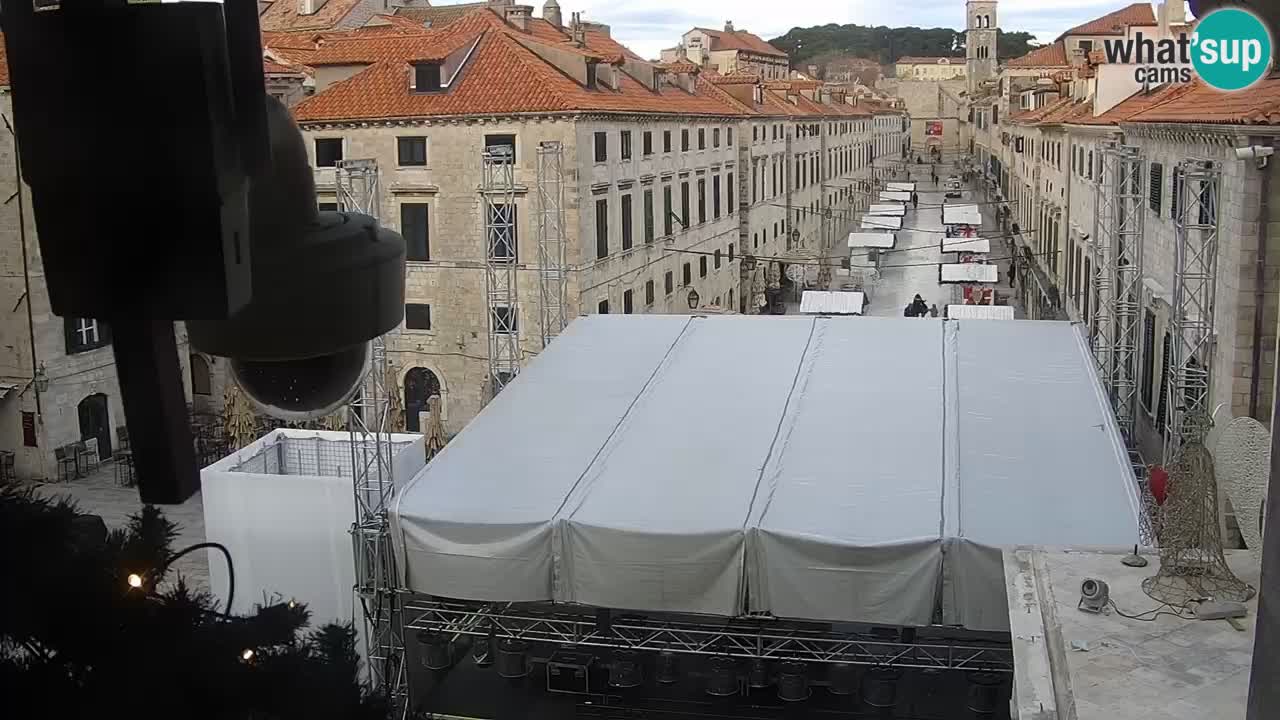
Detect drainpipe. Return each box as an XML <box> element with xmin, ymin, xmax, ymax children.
<box><xmin>1248</xmin><ymin>139</ymin><xmax>1273</xmax><ymax>421</ymax></box>
<box><xmin>6</xmin><ymin>114</ymin><xmax>41</xmax><ymax>419</ymax></box>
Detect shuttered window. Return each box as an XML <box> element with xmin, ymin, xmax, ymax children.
<box><xmin>1149</xmin><ymin>162</ymin><xmax>1163</xmax><ymax>213</ymax></box>
<box><xmin>1141</xmin><ymin>311</ymin><xmax>1156</xmax><ymax>411</ymax></box>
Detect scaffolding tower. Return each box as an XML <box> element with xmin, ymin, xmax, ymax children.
<box><xmin>337</xmin><ymin>158</ymin><xmax>409</xmax><ymax>717</ymax></box>
<box><xmin>536</xmin><ymin>142</ymin><xmax>569</xmax><ymax>349</ymax></box>
<box><xmin>1164</xmin><ymin>160</ymin><xmax>1222</xmax><ymax>462</ymax></box>
<box><xmin>1099</xmin><ymin>143</ymin><xmax>1146</xmax><ymax>444</ymax></box>
<box><xmin>336</xmin><ymin>158</ymin><xmax>381</xmax><ymax>218</ymax></box>
<box><xmin>483</xmin><ymin>146</ymin><xmax>520</xmax><ymax>401</ymax></box>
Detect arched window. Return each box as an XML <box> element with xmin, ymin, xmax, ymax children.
<box><xmin>190</xmin><ymin>354</ymin><xmax>211</xmax><ymax>396</ymax></box>
<box><xmin>403</xmin><ymin>367</ymin><xmax>442</xmax><ymax>433</ymax></box>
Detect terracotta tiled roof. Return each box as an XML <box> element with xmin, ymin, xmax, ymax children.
<box><xmin>706</xmin><ymin>72</ymin><xmax>762</xmax><ymax>84</ymax></box>
<box><xmin>1058</xmin><ymin>3</ymin><xmax>1156</xmax><ymax>40</ymax></box>
<box><xmin>0</xmin><ymin>35</ymin><xmax>8</xmax><ymax>87</ymax></box>
<box><xmin>1064</xmin><ymin>83</ymin><xmax>1194</xmax><ymax>126</ymax></box>
<box><xmin>291</xmin><ymin>11</ymin><xmax>774</xmax><ymax>123</ymax></box>
<box><xmin>693</xmin><ymin>28</ymin><xmax>787</xmax><ymax>58</ymax></box>
<box><xmin>264</xmin><ymin>59</ymin><xmax>306</xmax><ymax>75</ymax></box>
<box><xmin>1006</xmin><ymin>42</ymin><xmax>1069</xmax><ymax>68</ymax></box>
<box><xmin>395</xmin><ymin>3</ymin><xmax>488</xmax><ymax>30</ymax></box>
<box><xmin>897</xmin><ymin>56</ymin><xmax>963</xmax><ymax>65</ymax></box>
<box><xmin>1126</xmin><ymin>73</ymin><xmax>1280</xmax><ymax>125</ymax></box>
<box><xmin>260</xmin><ymin>0</ymin><xmax>366</xmax><ymax>33</ymax></box>
<box><xmin>360</xmin><ymin>13</ymin><xmax>432</xmax><ymax>33</ymax></box>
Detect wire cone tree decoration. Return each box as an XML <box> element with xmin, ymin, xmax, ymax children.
<box><xmin>222</xmin><ymin>381</ymin><xmax>258</xmax><ymax>451</ymax></box>
<box><xmin>384</xmin><ymin>362</ymin><xmax>404</xmax><ymax>432</ymax></box>
<box><xmin>1142</xmin><ymin>441</ymin><xmax>1254</xmax><ymax>605</ymax></box>
<box><xmin>423</xmin><ymin>395</ymin><xmax>445</xmax><ymax>462</ymax></box>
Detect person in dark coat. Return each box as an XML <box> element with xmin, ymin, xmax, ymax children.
<box><xmin>911</xmin><ymin>192</ymin><xmax>919</xmax><ymax>209</ymax></box>
<box><xmin>909</xmin><ymin>294</ymin><xmax>929</xmax><ymax>318</ymax></box>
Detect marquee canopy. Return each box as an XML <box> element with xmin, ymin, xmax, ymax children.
<box><xmin>392</xmin><ymin>316</ymin><xmax>1141</xmax><ymax>631</ymax></box>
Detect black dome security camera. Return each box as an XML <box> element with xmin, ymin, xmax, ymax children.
<box><xmin>2</xmin><ymin>0</ymin><xmax>403</xmax><ymax>502</ymax></box>
<box><xmin>186</xmin><ymin>97</ymin><xmax>404</xmax><ymax>422</ymax></box>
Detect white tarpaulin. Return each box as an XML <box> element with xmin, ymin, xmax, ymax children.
<box><xmin>800</xmin><ymin>290</ymin><xmax>865</xmax><ymax>315</ymax></box>
<box><xmin>943</xmin><ymin>204</ymin><xmax>982</xmax><ymax>226</ymax></box>
<box><xmin>880</xmin><ymin>191</ymin><xmax>911</xmax><ymax>202</ymax></box>
<box><xmin>867</xmin><ymin>203</ymin><xmax>905</xmax><ymax>217</ymax></box>
<box><xmin>942</xmin><ymin>237</ymin><xmax>991</xmax><ymax>254</ymax></box>
<box><xmin>392</xmin><ymin>316</ymin><xmax>1141</xmax><ymax>630</ymax></box>
<box><xmin>392</xmin><ymin>315</ymin><xmax>691</xmax><ymax>602</ymax></box>
<box><xmin>862</xmin><ymin>216</ymin><xmax>902</xmax><ymax>230</ymax></box>
<box><xmin>940</xmin><ymin>263</ymin><xmax>999</xmax><ymax>283</ymax></box>
<box><xmin>946</xmin><ymin>304</ymin><xmax>1014</xmax><ymax>320</ymax></box>
<box><xmin>886</xmin><ymin>182</ymin><xmax>915</xmax><ymax>192</ymax></box>
<box><xmin>847</xmin><ymin>232</ymin><xmax>896</xmax><ymax>249</ymax></box>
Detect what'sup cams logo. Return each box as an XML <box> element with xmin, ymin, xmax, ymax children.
<box><xmin>1103</xmin><ymin>7</ymin><xmax>1274</xmax><ymax>91</ymax></box>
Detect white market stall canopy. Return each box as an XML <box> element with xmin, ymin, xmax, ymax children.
<box><xmin>941</xmin><ymin>263</ymin><xmax>1000</xmax><ymax>283</ymax></box>
<box><xmin>947</xmin><ymin>304</ymin><xmax>1016</xmax><ymax>320</ymax></box>
<box><xmin>886</xmin><ymin>182</ymin><xmax>916</xmax><ymax>192</ymax></box>
<box><xmin>867</xmin><ymin>203</ymin><xmax>906</xmax><ymax>217</ymax></box>
<box><xmin>880</xmin><ymin>191</ymin><xmax>911</xmax><ymax>202</ymax></box>
<box><xmin>800</xmin><ymin>290</ymin><xmax>865</xmax><ymax>315</ymax></box>
<box><xmin>392</xmin><ymin>315</ymin><xmax>1141</xmax><ymax>632</ymax></box>
<box><xmin>942</xmin><ymin>237</ymin><xmax>991</xmax><ymax>254</ymax></box>
<box><xmin>847</xmin><ymin>232</ymin><xmax>896</xmax><ymax>249</ymax></box>
<box><xmin>943</xmin><ymin>204</ymin><xmax>982</xmax><ymax>226</ymax></box>
<box><xmin>862</xmin><ymin>215</ymin><xmax>902</xmax><ymax>230</ymax></box>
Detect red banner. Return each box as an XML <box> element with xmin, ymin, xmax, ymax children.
<box><xmin>926</xmin><ymin>121</ymin><xmax>944</xmax><ymax>136</ymax></box>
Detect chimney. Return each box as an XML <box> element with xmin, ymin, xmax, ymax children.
<box><xmin>570</xmin><ymin>12</ymin><xmax>586</xmax><ymax>47</ymax></box>
<box><xmin>542</xmin><ymin>0</ymin><xmax>562</xmax><ymax>28</ymax></box>
<box><xmin>505</xmin><ymin>4</ymin><xmax>532</xmax><ymax>31</ymax></box>
<box><xmin>807</xmin><ymin>64</ymin><xmax>818</xmax><ymax>79</ymax></box>
<box><xmin>724</xmin><ymin>20</ymin><xmax>734</xmax><ymax>33</ymax></box>
<box><xmin>297</xmin><ymin>0</ymin><xmax>328</xmax><ymax>16</ymax></box>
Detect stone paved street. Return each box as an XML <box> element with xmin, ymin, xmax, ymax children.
<box><xmin>26</xmin><ymin>460</ymin><xmax>210</xmax><ymax>591</ymax></box>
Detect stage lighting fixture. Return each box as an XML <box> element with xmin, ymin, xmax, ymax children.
<box><xmin>966</xmin><ymin>672</ymin><xmax>1004</xmax><ymax>715</ymax></box>
<box><xmin>655</xmin><ymin>651</ymin><xmax>680</xmax><ymax>684</ymax></box>
<box><xmin>705</xmin><ymin>657</ymin><xmax>738</xmax><ymax>697</ymax></box>
<box><xmin>777</xmin><ymin>662</ymin><xmax>811</xmax><ymax>702</ymax></box>
<box><xmin>861</xmin><ymin>666</ymin><xmax>902</xmax><ymax>709</ymax></box>
<box><xmin>495</xmin><ymin>639</ymin><xmax>530</xmax><ymax>679</ymax></box>
<box><xmin>747</xmin><ymin>658</ymin><xmax>771</xmax><ymax>689</ymax></box>
<box><xmin>608</xmin><ymin>651</ymin><xmax>643</xmax><ymax>689</ymax></box>
<box><xmin>828</xmin><ymin>662</ymin><xmax>858</xmax><ymax>696</ymax></box>
<box><xmin>1078</xmin><ymin>578</ymin><xmax>1110</xmax><ymax>614</ymax></box>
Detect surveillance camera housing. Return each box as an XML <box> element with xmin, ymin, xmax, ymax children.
<box><xmin>1234</xmin><ymin>145</ymin><xmax>1275</xmax><ymax>161</ymax></box>
<box><xmin>187</xmin><ymin>96</ymin><xmax>405</xmax><ymax>420</ymax></box>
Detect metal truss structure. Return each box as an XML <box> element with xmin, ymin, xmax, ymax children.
<box><xmin>335</xmin><ymin>158</ymin><xmax>381</xmax><ymax>218</ymax></box>
<box><xmin>482</xmin><ymin>146</ymin><xmax>520</xmax><ymax>401</ymax></box>
<box><xmin>338</xmin><ymin>159</ymin><xmax>409</xmax><ymax>717</ymax></box>
<box><xmin>535</xmin><ymin>142</ymin><xmax>569</xmax><ymax>349</ymax></box>
<box><xmin>1098</xmin><ymin>143</ymin><xmax>1146</xmax><ymax>444</ymax></box>
<box><xmin>1164</xmin><ymin>160</ymin><xmax>1221</xmax><ymax>462</ymax></box>
<box><xmin>404</xmin><ymin>600</ymin><xmax>1014</xmax><ymax>674</ymax></box>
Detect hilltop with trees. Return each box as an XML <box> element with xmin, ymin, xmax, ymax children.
<box><xmin>769</xmin><ymin>24</ymin><xmax>1040</xmax><ymax>69</ymax></box>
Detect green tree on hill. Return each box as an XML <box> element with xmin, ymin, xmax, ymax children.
<box><xmin>771</xmin><ymin>24</ymin><xmax>1040</xmax><ymax>67</ymax></box>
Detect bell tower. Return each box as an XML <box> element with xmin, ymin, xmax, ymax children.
<box><xmin>966</xmin><ymin>0</ymin><xmax>998</xmax><ymax>95</ymax></box>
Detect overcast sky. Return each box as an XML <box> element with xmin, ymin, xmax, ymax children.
<box><xmin>473</xmin><ymin>0</ymin><xmax>1162</xmax><ymax>59</ymax></box>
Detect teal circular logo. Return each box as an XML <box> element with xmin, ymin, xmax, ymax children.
<box><xmin>1192</xmin><ymin>8</ymin><xmax>1273</xmax><ymax>91</ymax></box>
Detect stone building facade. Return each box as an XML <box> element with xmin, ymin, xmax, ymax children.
<box><xmin>968</xmin><ymin>1</ymin><xmax>1280</xmax><ymax>468</ymax></box>
<box><xmin>661</xmin><ymin>23</ymin><xmax>790</xmax><ymax>81</ymax></box>
<box><xmin>287</xmin><ymin>5</ymin><xmax>902</xmax><ymax>434</ymax></box>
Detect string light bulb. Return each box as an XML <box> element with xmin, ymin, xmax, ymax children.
<box><xmin>127</xmin><ymin>573</ymin><xmax>144</xmax><ymax>589</ymax></box>
<box><xmin>241</xmin><ymin>648</ymin><xmax>255</xmax><ymax>662</ymax></box>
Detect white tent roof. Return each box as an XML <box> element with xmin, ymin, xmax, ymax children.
<box><xmin>886</xmin><ymin>182</ymin><xmax>916</xmax><ymax>192</ymax></box>
<box><xmin>942</xmin><ymin>237</ymin><xmax>991</xmax><ymax>254</ymax></box>
<box><xmin>880</xmin><ymin>191</ymin><xmax>911</xmax><ymax>202</ymax></box>
<box><xmin>393</xmin><ymin>316</ymin><xmax>1140</xmax><ymax>631</ymax></box>
<box><xmin>943</xmin><ymin>204</ymin><xmax>982</xmax><ymax>226</ymax></box>
<box><xmin>847</xmin><ymin>232</ymin><xmax>896</xmax><ymax>249</ymax></box>
<box><xmin>941</xmin><ymin>263</ymin><xmax>999</xmax><ymax>283</ymax></box>
<box><xmin>800</xmin><ymin>290</ymin><xmax>865</xmax><ymax>315</ymax></box>
<box><xmin>947</xmin><ymin>304</ymin><xmax>1016</xmax><ymax>320</ymax></box>
<box><xmin>867</xmin><ymin>203</ymin><xmax>905</xmax><ymax>217</ymax></box>
<box><xmin>862</xmin><ymin>215</ymin><xmax>902</xmax><ymax>230</ymax></box>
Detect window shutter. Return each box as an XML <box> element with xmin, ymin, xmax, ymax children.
<box><xmin>64</xmin><ymin>317</ymin><xmax>78</xmax><ymax>353</ymax></box>
<box><xmin>1148</xmin><ymin>162</ymin><xmax>1162</xmax><ymax>213</ymax></box>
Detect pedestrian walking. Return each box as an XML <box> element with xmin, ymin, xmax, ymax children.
<box><xmin>1008</xmin><ymin>263</ymin><xmax>1016</xmax><ymax>288</ymax></box>
<box><xmin>929</xmin><ymin>304</ymin><xmax>939</xmax><ymax>318</ymax></box>
<box><xmin>911</xmin><ymin>192</ymin><xmax>919</xmax><ymax>210</ymax></box>
<box><xmin>933</xmin><ymin>174</ymin><xmax>939</xmax><ymax>188</ymax></box>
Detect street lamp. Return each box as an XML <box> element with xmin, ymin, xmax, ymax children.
<box><xmin>687</xmin><ymin>289</ymin><xmax>700</xmax><ymax>309</ymax></box>
<box><xmin>33</xmin><ymin>363</ymin><xmax>49</xmax><ymax>393</ymax></box>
